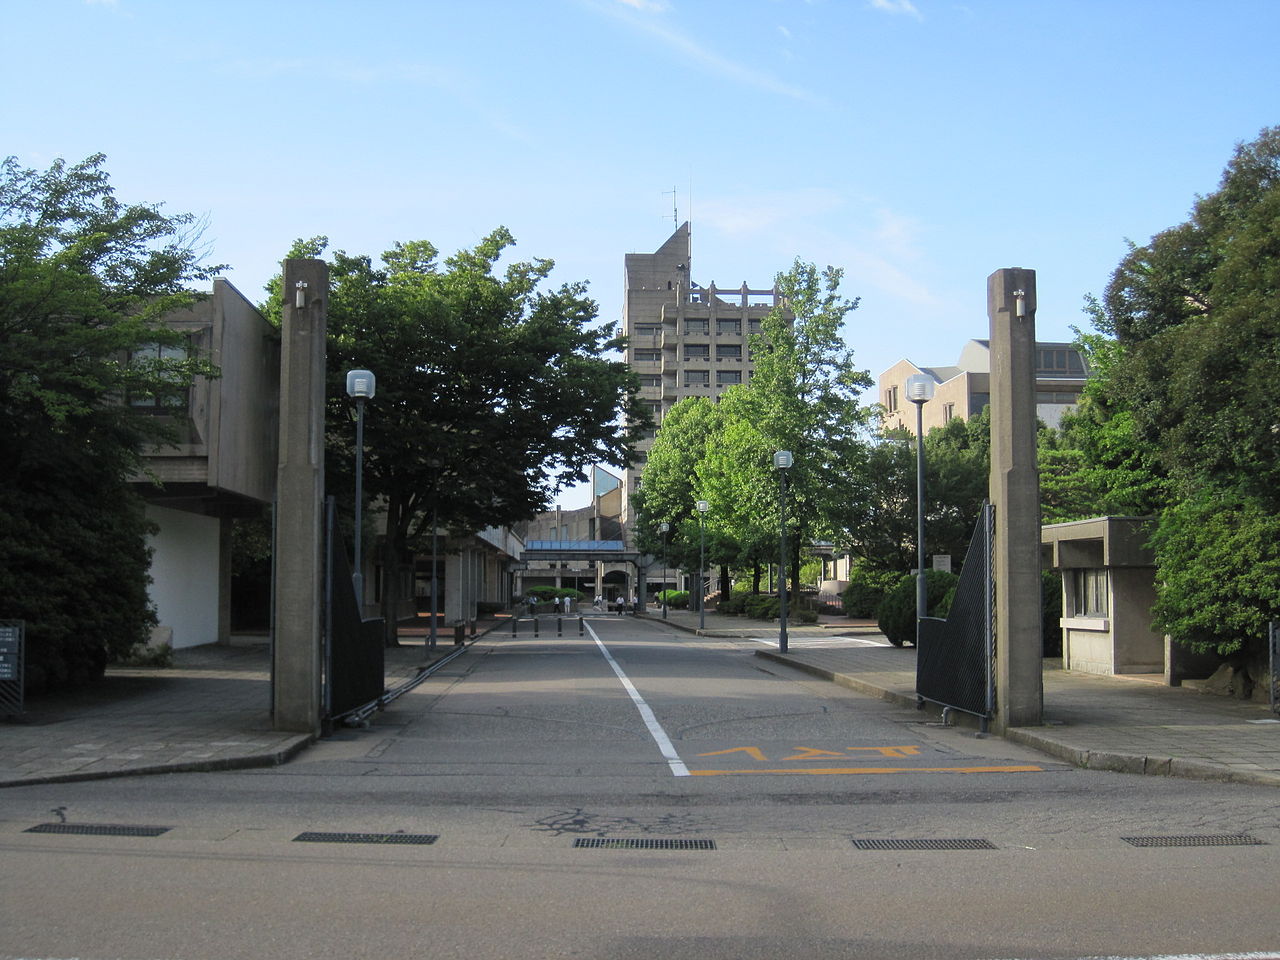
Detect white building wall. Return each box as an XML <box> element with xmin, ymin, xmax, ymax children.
<box><xmin>145</xmin><ymin>505</ymin><xmax>221</xmax><ymax>649</ymax></box>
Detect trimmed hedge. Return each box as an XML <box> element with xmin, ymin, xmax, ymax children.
<box><xmin>875</xmin><ymin>570</ymin><xmax>959</xmax><ymax>647</ymax></box>
<box><xmin>841</xmin><ymin>565</ymin><xmax>904</xmax><ymax>618</ymax></box>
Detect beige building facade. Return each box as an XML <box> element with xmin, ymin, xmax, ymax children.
<box><xmin>879</xmin><ymin>339</ymin><xmax>1087</xmax><ymax>434</ymax></box>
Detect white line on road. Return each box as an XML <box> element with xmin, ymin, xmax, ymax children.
<box><xmin>584</xmin><ymin>620</ymin><xmax>690</xmax><ymax>778</ymax></box>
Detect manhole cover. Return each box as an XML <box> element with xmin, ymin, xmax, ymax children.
<box><xmin>573</xmin><ymin>838</ymin><xmax>716</xmax><ymax>850</ymax></box>
<box><xmin>853</xmin><ymin>838</ymin><xmax>996</xmax><ymax>850</ymax></box>
<box><xmin>1121</xmin><ymin>834</ymin><xmax>1266</xmax><ymax>848</ymax></box>
<box><xmin>292</xmin><ymin>832</ymin><xmax>438</xmax><ymax>845</ymax></box>
<box><xmin>25</xmin><ymin>823</ymin><xmax>170</xmax><ymax>837</ymax></box>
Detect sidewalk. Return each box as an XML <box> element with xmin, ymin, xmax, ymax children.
<box><xmin>3</xmin><ymin>609</ymin><xmax>1279</xmax><ymax>788</ymax></box>
<box><xmin>0</xmin><ymin>624</ymin><xmax>487</xmax><ymax>789</ymax></box>
<box><xmin>649</xmin><ymin>607</ymin><xmax>1280</xmax><ymax>787</ymax></box>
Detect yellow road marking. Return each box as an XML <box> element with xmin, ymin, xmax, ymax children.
<box><xmin>847</xmin><ymin>745</ymin><xmax>923</xmax><ymax>758</ymax></box>
<box><xmin>695</xmin><ymin>747</ymin><xmax>769</xmax><ymax>761</ymax></box>
<box><xmin>688</xmin><ymin>765</ymin><xmax>1045</xmax><ymax>776</ymax></box>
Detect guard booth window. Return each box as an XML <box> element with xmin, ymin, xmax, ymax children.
<box><xmin>1071</xmin><ymin>568</ymin><xmax>1108</xmax><ymax>617</ymax></box>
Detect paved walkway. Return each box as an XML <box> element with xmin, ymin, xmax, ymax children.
<box><xmin>2</xmin><ymin>609</ymin><xmax>1278</xmax><ymax>788</ymax></box>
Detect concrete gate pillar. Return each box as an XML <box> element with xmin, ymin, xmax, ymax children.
<box><xmin>987</xmin><ymin>268</ymin><xmax>1044</xmax><ymax>731</ymax></box>
<box><xmin>273</xmin><ymin>259</ymin><xmax>328</xmax><ymax>734</ymax></box>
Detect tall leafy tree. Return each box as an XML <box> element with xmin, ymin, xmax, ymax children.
<box><xmin>714</xmin><ymin>259</ymin><xmax>874</xmax><ymax>594</ymax></box>
<box><xmin>1075</xmin><ymin>127</ymin><xmax>1280</xmax><ymax>657</ymax></box>
<box><xmin>268</xmin><ymin>230</ymin><xmax>648</xmax><ymax>642</ymax></box>
<box><xmin>0</xmin><ymin>154</ymin><xmax>220</xmax><ymax>688</ymax></box>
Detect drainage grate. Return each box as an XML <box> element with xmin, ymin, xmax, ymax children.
<box><xmin>293</xmin><ymin>831</ymin><xmax>438</xmax><ymax>845</ymax></box>
<box><xmin>853</xmin><ymin>838</ymin><xmax>997</xmax><ymax>851</ymax></box>
<box><xmin>25</xmin><ymin>823</ymin><xmax>170</xmax><ymax>838</ymax></box>
<box><xmin>573</xmin><ymin>837</ymin><xmax>716</xmax><ymax>850</ymax></box>
<box><xmin>1121</xmin><ymin>834</ymin><xmax>1267</xmax><ymax>848</ymax></box>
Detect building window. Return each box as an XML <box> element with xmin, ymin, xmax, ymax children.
<box><xmin>634</xmin><ymin>323</ymin><xmax>662</xmax><ymax>337</ymax></box>
<box><xmin>638</xmin><ymin>374</ymin><xmax>661</xmax><ymax>387</ymax></box>
<box><xmin>716</xmin><ymin>344</ymin><xmax>742</xmax><ymax>361</ymax></box>
<box><xmin>716</xmin><ymin>319</ymin><xmax>742</xmax><ymax>336</ymax></box>
<box><xmin>128</xmin><ymin>341</ymin><xmax>190</xmax><ymax>413</ymax></box>
<box><xmin>886</xmin><ymin>385</ymin><xmax>899</xmax><ymax>413</ymax></box>
<box><xmin>1036</xmin><ymin>348</ymin><xmax>1086</xmax><ymax>376</ymax></box>
<box><xmin>634</xmin><ymin>348</ymin><xmax>661</xmax><ymax>363</ymax></box>
<box><xmin>684</xmin><ymin>319</ymin><xmax>709</xmax><ymax>335</ymax></box>
<box><xmin>1071</xmin><ymin>568</ymin><xmax>1108</xmax><ymax>617</ymax></box>
<box><xmin>716</xmin><ymin>370</ymin><xmax>742</xmax><ymax>386</ymax></box>
<box><xmin>684</xmin><ymin>344</ymin><xmax>710</xmax><ymax>361</ymax></box>
<box><xmin>943</xmin><ymin>402</ymin><xmax>955</xmax><ymax>422</ymax></box>
<box><xmin>684</xmin><ymin>370</ymin><xmax>709</xmax><ymax>387</ymax></box>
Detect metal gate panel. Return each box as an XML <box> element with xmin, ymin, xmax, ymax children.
<box><xmin>916</xmin><ymin>504</ymin><xmax>994</xmax><ymax>722</ymax></box>
<box><xmin>324</xmin><ymin>499</ymin><xmax>385</xmax><ymax>721</ymax></box>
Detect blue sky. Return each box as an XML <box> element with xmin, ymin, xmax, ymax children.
<box><xmin>6</xmin><ymin>0</ymin><xmax>1279</xmax><ymax>507</ymax></box>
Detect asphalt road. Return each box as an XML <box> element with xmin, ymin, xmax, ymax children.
<box><xmin>2</xmin><ymin>615</ymin><xmax>1279</xmax><ymax>960</ymax></box>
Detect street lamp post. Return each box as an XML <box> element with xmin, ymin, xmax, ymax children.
<box><xmin>659</xmin><ymin>522</ymin><xmax>670</xmax><ymax>620</ymax></box>
<box><xmin>905</xmin><ymin>374</ymin><xmax>936</xmax><ymax>641</ymax></box>
<box><xmin>345</xmin><ymin>370</ymin><xmax>376</xmax><ymax>606</ymax></box>
<box><xmin>696</xmin><ymin>500</ymin><xmax>709</xmax><ymax>630</ymax></box>
<box><xmin>774</xmin><ymin>450</ymin><xmax>793</xmax><ymax>654</ymax></box>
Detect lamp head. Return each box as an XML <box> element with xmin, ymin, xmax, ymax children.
<box><xmin>904</xmin><ymin>373</ymin><xmax>935</xmax><ymax>404</ymax></box>
<box><xmin>696</xmin><ymin>499</ymin><xmax>709</xmax><ymax>514</ymax></box>
<box><xmin>346</xmin><ymin>369</ymin><xmax>376</xmax><ymax>400</ymax></box>
<box><xmin>774</xmin><ymin>450</ymin><xmax>793</xmax><ymax>470</ymax></box>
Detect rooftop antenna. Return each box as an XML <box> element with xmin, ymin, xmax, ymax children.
<box><xmin>662</xmin><ymin>186</ymin><xmax>678</xmax><ymax>224</ymax></box>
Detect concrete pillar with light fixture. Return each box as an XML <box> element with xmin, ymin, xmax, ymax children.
<box><xmin>988</xmin><ymin>268</ymin><xmax>1043</xmax><ymax>731</ymax></box>
<box><xmin>774</xmin><ymin>450</ymin><xmax>793</xmax><ymax>653</ymax></box>
<box><xmin>274</xmin><ymin>258</ymin><xmax>328</xmax><ymax>735</ymax></box>
<box><xmin>696</xmin><ymin>499</ymin><xmax>709</xmax><ymax>630</ymax></box>
<box><xmin>659</xmin><ymin>522</ymin><xmax>670</xmax><ymax>619</ymax></box>
<box><xmin>345</xmin><ymin>369</ymin><xmax>375</xmax><ymax>609</ymax></box>
<box><xmin>904</xmin><ymin>374</ymin><xmax>935</xmax><ymax>635</ymax></box>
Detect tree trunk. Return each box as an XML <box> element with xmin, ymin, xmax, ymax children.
<box><xmin>752</xmin><ymin>562</ymin><xmax>762</xmax><ymax>594</ymax></box>
<box><xmin>719</xmin><ymin>565</ymin><xmax>731</xmax><ymax>604</ymax></box>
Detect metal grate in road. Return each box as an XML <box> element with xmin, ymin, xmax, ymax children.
<box><xmin>1120</xmin><ymin>834</ymin><xmax>1267</xmax><ymax>848</ymax></box>
<box><xmin>293</xmin><ymin>831</ymin><xmax>438</xmax><ymax>845</ymax></box>
<box><xmin>25</xmin><ymin>823</ymin><xmax>170</xmax><ymax>837</ymax></box>
<box><xmin>853</xmin><ymin>838</ymin><xmax>996</xmax><ymax>850</ymax></box>
<box><xmin>573</xmin><ymin>837</ymin><xmax>716</xmax><ymax>850</ymax></box>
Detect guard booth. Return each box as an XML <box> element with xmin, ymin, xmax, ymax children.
<box><xmin>1040</xmin><ymin>517</ymin><xmax>1164</xmax><ymax>677</ymax></box>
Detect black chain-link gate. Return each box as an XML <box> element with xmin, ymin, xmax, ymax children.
<box><xmin>916</xmin><ymin>503</ymin><xmax>994</xmax><ymax>729</ymax></box>
<box><xmin>324</xmin><ymin>498</ymin><xmax>384</xmax><ymax>724</ymax></box>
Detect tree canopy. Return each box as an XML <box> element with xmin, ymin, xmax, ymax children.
<box><xmin>266</xmin><ymin>229</ymin><xmax>649</xmax><ymax>637</ymax></box>
<box><xmin>1050</xmin><ymin>127</ymin><xmax>1280</xmax><ymax>656</ymax></box>
<box><xmin>0</xmin><ymin>154</ymin><xmax>219</xmax><ymax>688</ymax></box>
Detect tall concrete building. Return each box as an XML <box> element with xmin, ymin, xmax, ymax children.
<box><xmin>622</xmin><ymin>222</ymin><xmax>791</xmax><ymax>521</ymax></box>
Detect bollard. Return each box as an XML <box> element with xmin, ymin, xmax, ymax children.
<box><xmin>557</xmin><ymin>616</ymin><xmax>563</xmax><ymax>637</ymax></box>
<box><xmin>512</xmin><ymin>616</ymin><xmax>519</xmax><ymax>636</ymax></box>
<box><xmin>533</xmin><ymin>616</ymin><xmax>539</xmax><ymax>638</ymax></box>
<box><xmin>578</xmin><ymin>616</ymin><xmax>584</xmax><ymax>636</ymax></box>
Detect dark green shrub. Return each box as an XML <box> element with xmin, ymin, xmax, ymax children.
<box><xmin>1042</xmin><ymin>569</ymin><xmax>1063</xmax><ymax>657</ymax></box>
<box><xmin>841</xmin><ymin>565</ymin><xmax>903</xmax><ymax>618</ymax></box>
<box><xmin>744</xmin><ymin>594</ymin><xmax>781</xmax><ymax>620</ymax></box>
<box><xmin>875</xmin><ymin>570</ymin><xmax>959</xmax><ymax>647</ymax></box>
<box><xmin>718</xmin><ymin>594</ymin><xmax>747</xmax><ymax>615</ymax></box>
<box><xmin>796</xmin><ymin>608</ymin><xmax>819</xmax><ymax>624</ymax></box>
<box><xmin>660</xmin><ymin>590</ymin><xmax>689</xmax><ymax>609</ymax></box>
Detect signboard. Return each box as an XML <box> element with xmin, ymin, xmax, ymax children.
<box><xmin>932</xmin><ymin>555</ymin><xmax>952</xmax><ymax>573</ymax></box>
<box><xmin>0</xmin><ymin>620</ymin><xmax>24</xmax><ymax>716</ymax></box>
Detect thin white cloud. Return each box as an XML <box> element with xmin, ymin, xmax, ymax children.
<box><xmin>868</xmin><ymin>0</ymin><xmax>924</xmax><ymax>21</ymax></box>
<box><xmin>590</xmin><ymin>0</ymin><xmax>823</xmax><ymax>105</ymax></box>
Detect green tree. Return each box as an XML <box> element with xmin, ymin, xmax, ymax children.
<box><xmin>1076</xmin><ymin>127</ymin><xmax>1280</xmax><ymax>658</ymax></box>
<box><xmin>0</xmin><ymin>154</ymin><xmax>220</xmax><ymax>689</ymax></box>
<box><xmin>708</xmin><ymin>259</ymin><xmax>873</xmax><ymax>595</ymax></box>
<box><xmin>267</xmin><ymin>230</ymin><xmax>648</xmax><ymax>642</ymax></box>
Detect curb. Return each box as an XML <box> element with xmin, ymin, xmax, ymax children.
<box><xmin>0</xmin><ymin>734</ymin><xmax>314</xmax><ymax>790</ymax></box>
